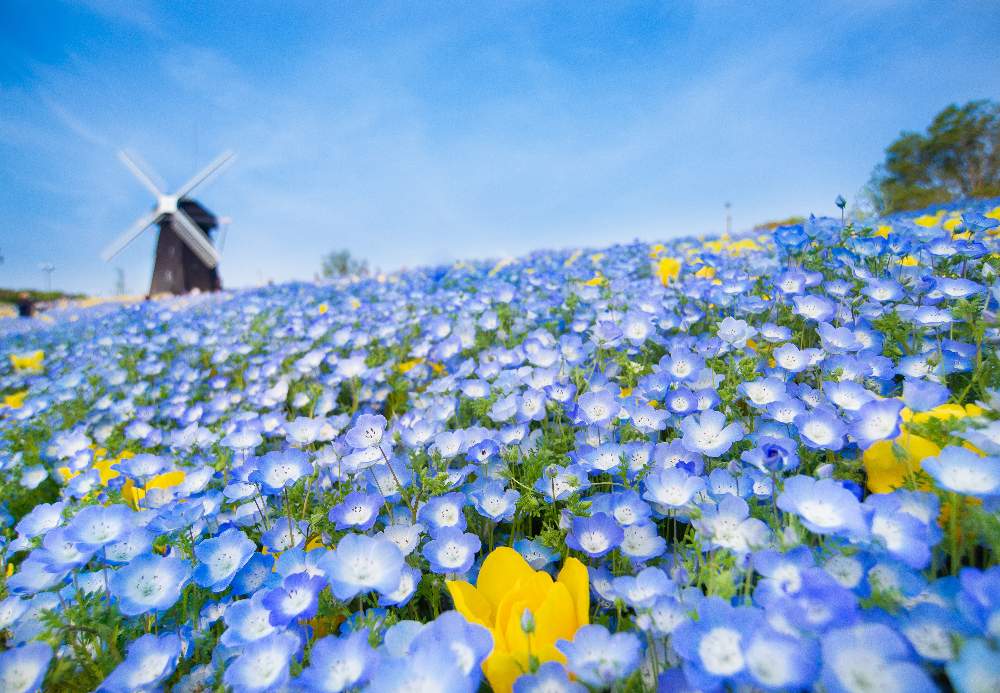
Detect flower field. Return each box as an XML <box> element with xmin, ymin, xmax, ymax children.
<box><xmin>3</xmin><ymin>201</ymin><xmax>1000</xmax><ymax>692</ymax></box>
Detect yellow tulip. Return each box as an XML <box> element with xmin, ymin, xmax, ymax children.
<box><xmin>583</xmin><ymin>273</ymin><xmax>606</xmax><ymax>287</ymax></box>
<box><xmin>10</xmin><ymin>351</ymin><xmax>44</xmax><ymax>373</ymax></box>
<box><xmin>863</xmin><ymin>430</ymin><xmax>939</xmax><ymax>493</ymax></box>
<box><xmin>318</xmin><ymin>303</ymin><xmax>329</xmax><ymax>314</ymax></box>
<box><xmin>564</xmin><ymin>249</ymin><xmax>583</xmax><ymax>267</ymax></box>
<box><xmin>447</xmin><ymin>547</ymin><xmax>589</xmax><ymax>693</ymax></box>
<box><xmin>397</xmin><ymin>358</ymin><xmax>425</xmax><ymax>374</ymax></box>
<box><xmin>694</xmin><ymin>265</ymin><xmax>716</xmax><ymax>279</ymax></box>
<box><xmin>654</xmin><ymin>257</ymin><xmax>682</xmax><ymax>286</ymax></box>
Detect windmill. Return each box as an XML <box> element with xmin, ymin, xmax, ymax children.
<box><xmin>101</xmin><ymin>150</ymin><xmax>236</xmax><ymax>295</ymax></box>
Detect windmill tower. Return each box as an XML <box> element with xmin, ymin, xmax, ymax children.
<box><xmin>101</xmin><ymin>150</ymin><xmax>236</xmax><ymax>295</ymax></box>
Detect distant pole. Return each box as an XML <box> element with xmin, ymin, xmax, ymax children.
<box><xmin>725</xmin><ymin>202</ymin><xmax>732</xmax><ymax>235</ymax></box>
<box><xmin>40</xmin><ymin>263</ymin><xmax>55</xmax><ymax>292</ymax></box>
<box><xmin>115</xmin><ymin>268</ymin><xmax>126</xmax><ymax>295</ymax></box>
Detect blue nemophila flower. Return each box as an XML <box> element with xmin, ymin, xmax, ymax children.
<box><xmin>671</xmin><ymin>596</ymin><xmax>761</xmax><ymax>690</ymax></box>
<box><xmin>716</xmin><ymin>316</ymin><xmax>757</xmax><ymax>348</ymax></box>
<box><xmin>116</xmin><ymin>453</ymin><xmax>168</xmax><ymax>482</ymax></box>
<box><xmin>849</xmin><ymin>398</ymin><xmax>904</xmax><ymax>449</ymax></box>
<box><xmin>470</xmin><ymin>480</ymin><xmax>519</xmax><ymax>522</ymax></box>
<box><xmin>773</xmin><ymin>343</ymin><xmax>821</xmax><ymax>373</ymax></box>
<box><xmin>329</xmin><ymin>491</ymin><xmax>384</xmax><ymax>531</ymax></box>
<box><xmin>321</xmin><ymin>533</ymin><xmax>404</xmax><ymax>600</ymax></box>
<box><xmin>99</xmin><ymin>632</ymin><xmax>181</xmax><ymax>692</ymax></box>
<box><xmin>612</xmin><ymin>566</ymin><xmax>674</xmax><ymax>609</ymax></box>
<box><xmin>263</xmin><ymin>572</ymin><xmax>325</xmax><ymax>626</ymax></box>
<box><xmin>0</xmin><ymin>641</ymin><xmax>52</xmax><ymax>693</ymax></box>
<box><xmin>513</xmin><ymin>538</ymin><xmax>559</xmax><ymax>569</ymax></box>
<box><xmin>922</xmin><ymin>446</ymin><xmax>1000</xmax><ymax>496</ymax></box>
<box><xmin>14</xmin><ymin>501</ymin><xmax>65</xmax><ymax>540</ymax></box>
<box><xmin>946</xmin><ymin>638</ymin><xmax>1000</xmax><ymax>693</ymax></box>
<box><xmin>794</xmin><ymin>407</ymin><xmax>847</xmax><ymax>451</ymax></box>
<box><xmin>742</xmin><ymin>435</ymin><xmax>799</xmax><ymax>473</ymax></box>
<box><xmin>575</xmin><ymin>390</ymin><xmax>619</xmax><ymax>427</ymax></box>
<box><xmin>513</xmin><ymin>661</ymin><xmax>586</xmax><ymax>693</ymax></box>
<box><xmin>380</xmin><ymin>563</ymin><xmax>421</xmax><ymax>607</ymax></box>
<box><xmin>193</xmin><ymin>527</ymin><xmax>256</xmax><ymax>592</ymax></box>
<box><xmin>345</xmin><ymin>413</ymin><xmax>387</xmax><ymax>449</ymax></box>
<box><xmin>110</xmin><ymin>552</ymin><xmax>191</xmax><ymax>616</ymax></box>
<box><xmin>222</xmin><ymin>630</ymin><xmax>300</xmax><ymax>693</ymax></box>
<box><xmin>261</xmin><ymin>520</ymin><xmax>308</xmax><ymax>553</ymax></box>
<box><xmin>778</xmin><ymin>476</ymin><xmax>867</xmax><ymax>538</ymax></box>
<box><xmin>231</xmin><ymin>552</ymin><xmax>280</xmax><ymax>597</ymax></box>
<box><xmin>557</xmin><ymin>624</ymin><xmax>642</xmax><ymax>688</ymax></box>
<box><xmin>423</xmin><ymin>526</ymin><xmax>481</xmax><ymax>574</ymax></box>
<box><xmin>534</xmin><ymin>464</ymin><xmax>591</xmax><ymax>502</ymax></box>
<box><xmin>620</xmin><ymin>521</ymin><xmax>668</xmax><ymax>561</ymax></box>
<box><xmin>643</xmin><ymin>467</ymin><xmax>706</xmax><ymax>512</ymax></box>
<box><xmin>250</xmin><ymin>449</ymin><xmax>312</xmax><ymax>494</ymax></box>
<box><xmin>820</xmin><ymin>622</ymin><xmax>936</xmax><ymax>693</ymax></box>
<box><xmin>378</xmin><ymin>521</ymin><xmax>426</xmax><ymax>556</ymax></box>
<box><xmin>220</xmin><ymin>590</ymin><xmax>278</xmax><ymax>648</ymax></box>
<box><xmin>417</xmin><ymin>491</ymin><xmax>468</xmax><ymax>533</ymax></box>
<box><xmin>694</xmin><ymin>495</ymin><xmax>769</xmax><ymax>555</ymax></box>
<box><xmin>680</xmin><ymin>410</ymin><xmax>745</xmax><ymax>457</ymax></box>
<box><xmin>566</xmin><ymin>512</ymin><xmax>623</xmax><ymax>558</ymax></box>
<box><xmin>296</xmin><ymin>629</ymin><xmax>376</xmax><ymax>693</ymax></box>
<box><xmin>743</xmin><ymin>626</ymin><xmax>819</xmax><ymax>690</ymax></box>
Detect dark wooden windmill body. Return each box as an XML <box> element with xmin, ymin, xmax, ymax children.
<box><xmin>102</xmin><ymin>151</ymin><xmax>235</xmax><ymax>295</ymax></box>
<box><xmin>149</xmin><ymin>200</ymin><xmax>222</xmax><ymax>294</ymax></box>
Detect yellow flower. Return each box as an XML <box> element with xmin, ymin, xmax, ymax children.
<box><xmin>583</xmin><ymin>273</ymin><xmax>606</xmax><ymax>287</ymax></box>
<box><xmin>654</xmin><ymin>257</ymin><xmax>682</xmax><ymax>286</ymax></box>
<box><xmin>874</xmin><ymin>225</ymin><xmax>892</xmax><ymax>238</ymax></box>
<box><xmin>122</xmin><ymin>470</ymin><xmax>187</xmax><ymax>510</ymax></box>
<box><xmin>318</xmin><ymin>303</ymin><xmax>329</xmax><ymax>314</ymax></box>
<box><xmin>648</xmin><ymin>243</ymin><xmax>665</xmax><ymax>258</ymax></box>
<box><xmin>2</xmin><ymin>391</ymin><xmax>27</xmax><ymax>409</ymax></box>
<box><xmin>863</xmin><ymin>430</ymin><xmax>939</xmax><ymax>493</ymax></box>
<box><xmin>397</xmin><ymin>358</ymin><xmax>425</xmax><ymax>374</ymax></box>
<box><xmin>914</xmin><ymin>211</ymin><xmax>944</xmax><ymax>227</ymax></box>
<box><xmin>864</xmin><ymin>403</ymin><xmax>983</xmax><ymax>493</ymax></box>
<box><xmin>10</xmin><ymin>351</ymin><xmax>44</xmax><ymax>373</ymax></box>
<box><xmin>447</xmin><ymin>547</ymin><xmax>589</xmax><ymax>693</ymax></box>
<box><xmin>694</xmin><ymin>265</ymin><xmax>716</xmax><ymax>279</ymax></box>
<box><xmin>564</xmin><ymin>249</ymin><xmax>583</xmax><ymax>267</ymax></box>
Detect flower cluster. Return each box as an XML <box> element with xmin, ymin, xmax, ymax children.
<box><xmin>1</xmin><ymin>198</ymin><xmax>1000</xmax><ymax>691</ymax></box>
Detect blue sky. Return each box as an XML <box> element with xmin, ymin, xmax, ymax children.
<box><xmin>2</xmin><ymin>1</ymin><xmax>999</xmax><ymax>295</ymax></box>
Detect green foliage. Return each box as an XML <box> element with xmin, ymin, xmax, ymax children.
<box><xmin>320</xmin><ymin>249</ymin><xmax>369</xmax><ymax>278</ymax></box>
<box><xmin>867</xmin><ymin>99</ymin><xmax>1000</xmax><ymax>214</ymax></box>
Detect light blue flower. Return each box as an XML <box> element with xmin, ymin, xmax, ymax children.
<box><xmin>513</xmin><ymin>661</ymin><xmax>586</xmax><ymax>693</ymax></box>
<box><xmin>321</xmin><ymin>533</ymin><xmax>404</xmax><ymax>600</ymax></box>
<box><xmin>820</xmin><ymin>622</ymin><xmax>936</xmax><ymax>693</ymax></box>
<box><xmin>679</xmin><ymin>410</ymin><xmax>745</xmax><ymax>457</ymax></box>
<box><xmin>109</xmin><ymin>552</ymin><xmax>191</xmax><ymax>616</ymax></box>
<box><xmin>922</xmin><ymin>446</ymin><xmax>1000</xmax><ymax>497</ymax></box>
<box><xmin>0</xmin><ymin>641</ymin><xmax>52</xmax><ymax>693</ymax></box>
<box><xmin>422</xmin><ymin>526</ymin><xmax>481</xmax><ymax>574</ymax></box>
<box><xmin>98</xmin><ymin>632</ymin><xmax>181</xmax><ymax>692</ymax></box>
<box><xmin>296</xmin><ymin>629</ymin><xmax>375</xmax><ymax>693</ymax></box>
<box><xmin>565</xmin><ymin>512</ymin><xmax>623</xmax><ymax>559</ymax></box>
<box><xmin>778</xmin><ymin>476</ymin><xmax>868</xmax><ymax>539</ymax></box>
<box><xmin>557</xmin><ymin>624</ymin><xmax>642</xmax><ymax>688</ymax></box>
<box><xmin>193</xmin><ymin>527</ymin><xmax>257</xmax><ymax>592</ymax></box>
<box><xmin>946</xmin><ymin>638</ymin><xmax>1000</xmax><ymax>693</ymax></box>
<box><xmin>262</xmin><ymin>572</ymin><xmax>324</xmax><ymax>626</ymax></box>
<box><xmin>222</xmin><ymin>630</ymin><xmax>300</xmax><ymax>693</ymax></box>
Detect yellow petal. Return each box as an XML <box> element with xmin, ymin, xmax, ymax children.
<box><xmin>557</xmin><ymin>556</ymin><xmax>590</xmax><ymax>628</ymax></box>
<box><xmin>533</xmin><ymin>581</ymin><xmax>578</xmax><ymax>650</ymax></box>
<box><xmin>863</xmin><ymin>431</ymin><xmax>939</xmax><ymax>494</ymax></box>
<box><xmin>494</xmin><ymin>578</ymin><xmax>546</xmax><ymax>653</ymax></box>
<box><xmin>147</xmin><ymin>470</ymin><xmax>186</xmax><ymax>491</ymax></box>
<box><xmin>485</xmin><ymin>652</ymin><xmax>527</xmax><ymax>693</ymax></box>
<box><xmin>476</xmin><ymin>547</ymin><xmax>537</xmax><ymax>612</ymax></box>
<box><xmin>446</xmin><ymin>580</ymin><xmax>493</xmax><ymax>627</ymax></box>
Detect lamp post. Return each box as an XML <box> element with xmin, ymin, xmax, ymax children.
<box><xmin>40</xmin><ymin>263</ymin><xmax>55</xmax><ymax>292</ymax></box>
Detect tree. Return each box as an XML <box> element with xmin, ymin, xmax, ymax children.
<box><xmin>866</xmin><ymin>100</ymin><xmax>1000</xmax><ymax>214</ymax></box>
<box><xmin>320</xmin><ymin>250</ymin><xmax>368</xmax><ymax>279</ymax></box>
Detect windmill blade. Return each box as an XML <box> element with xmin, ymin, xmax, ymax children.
<box><xmin>174</xmin><ymin>150</ymin><xmax>236</xmax><ymax>198</ymax></box>
<box><xmin>118</xmin><ymin>151</ymin><xmax>163</xmax><ymax>197</ymax></box>
<box><xmin>101</xmin><ymin>210</ymin><xmax>161</xmax><ymax>261</ymax></box>
<box><xmin>170</xmin><ymin>208</ymin><xmax>221</xmax><ymax>268</ymax></box>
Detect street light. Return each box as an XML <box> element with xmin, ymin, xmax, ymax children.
<box><xmin>39</xmin><ymin>263</ymin><xmax>55</xmax><ymax>292</ymax></box>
